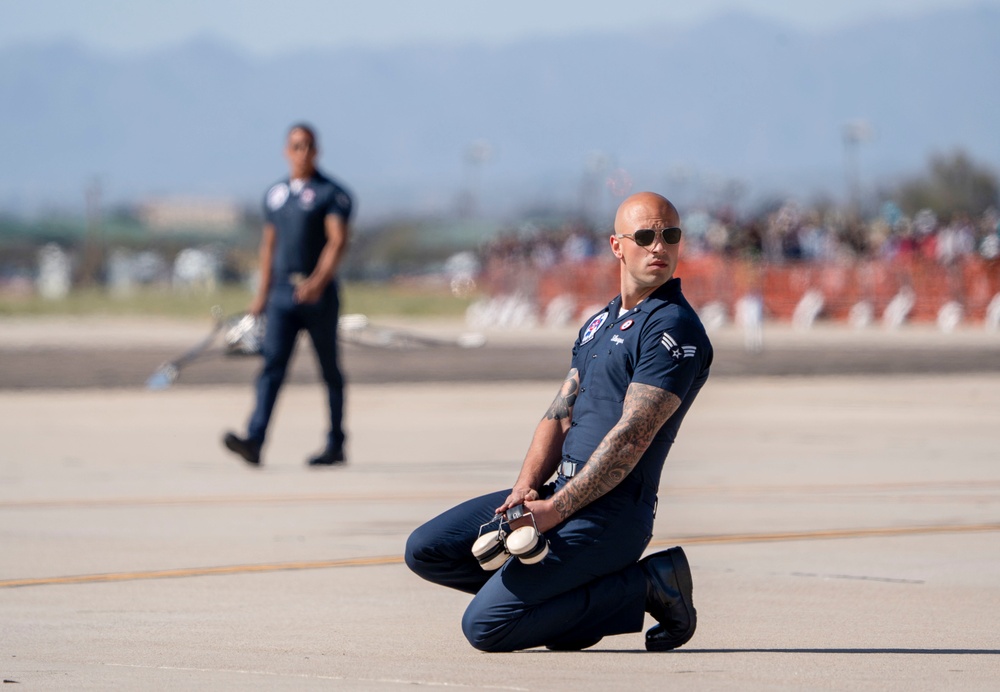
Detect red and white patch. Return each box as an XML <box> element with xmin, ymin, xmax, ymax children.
<box><xmin>619</xmin><ymin>319</ymin><xmax>634</xmax><ymax>331</ymax></box>
<box><xmin>581</xmin><ymin>311</ymin><xmax>609</xmax><ymax>344</ymax></box>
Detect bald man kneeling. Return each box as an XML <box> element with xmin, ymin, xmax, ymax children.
<box><xmin>406</xmin><ymin>192</ymin><xmax>713</xmax><ymax>652</ymax></box>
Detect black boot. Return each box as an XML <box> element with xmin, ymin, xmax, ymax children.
<box><xmin>307</xmin><ymin>448</ymin><xmax>346</xmax><ymax>466</ymax></box>
<box><xmin>223</xmin><ymin>432</ymin><xmax>262</xmax><ymax>466</ymax></box>
<box><xmin>639</xmin><ymin>546</ymin><xmax>696</xmax><ymax>651</ymax></box>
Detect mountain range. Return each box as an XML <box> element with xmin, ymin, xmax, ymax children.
<box><xmin>1</xmin><ymin>5</ymin><xmax>998</xmax><ymax>221</ymax></box>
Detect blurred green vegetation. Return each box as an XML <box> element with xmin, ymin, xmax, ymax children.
<box><xmin>0</xmin><ymin>281</ymin><xmax>475</xmax><ymax>319</ymax></box>
<box><xmin>343</xmin><ymin>281</ymin><xmax>475</xmax><ymax>317</ymax></box>
<box><xmin>894</xmin><ymin>151</ymin><xmax>1000</xmax><ymax>219</ymax></box>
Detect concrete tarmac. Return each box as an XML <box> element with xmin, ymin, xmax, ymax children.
<box><xmin>1</xmin><ymin>322</ymin><xmax>999</xmax><ymax>688</ymax></box>
<box><xmin>1</xmin><ymin>317</ymin><xmax>999</xmax><ymax>388</ymax></box>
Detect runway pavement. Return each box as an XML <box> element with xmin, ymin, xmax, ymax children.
<box><xmin>1</xmin><ymin>318</ymin><xmax>999</xmax><ymax>689</ymax></box>
<box><xmin>1</xmin><ymin>317</ymin><xmax>998</xmax><ymax>388</ymax></box>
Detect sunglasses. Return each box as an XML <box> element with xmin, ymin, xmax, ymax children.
<box><xmin>616</xmin><ymin>227</ymin><xmax>683</xmax><ymax>247</ymax></box>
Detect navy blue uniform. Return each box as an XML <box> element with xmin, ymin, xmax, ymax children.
<box><xmin>246</xmin><ymin>172</ymin><xmax>353</xmax><ymax>453</ymax></box>
<box><xmin>406</xmin><ymin>278</ymin><xmax>712</xmax><ymax>651</ymax></box>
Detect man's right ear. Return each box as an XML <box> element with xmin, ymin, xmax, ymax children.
<box><xmin>609</xmin><ymin>235</ymin><xmax>624</xmax><ymax>259</ymax></box>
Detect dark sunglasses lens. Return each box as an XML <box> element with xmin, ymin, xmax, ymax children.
<box><xmin>631</xmin><ymin>228</ymin><xmax>682</xmax><ymax>246</ymax></box>
<box><xmin>632</xmin><ymin>229</ymin><xmax>656</xmax><ymax>246</ymax></box>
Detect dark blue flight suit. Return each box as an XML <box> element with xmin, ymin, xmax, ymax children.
<box><xmin>405</xmin><ymin>278</ymin><xmax>713</xmax><ymax>651</ymax></box>
<box><xmin>246</xmin><ymin>172</ymin><xmax>354</xmax><ymax>455</ymax></box>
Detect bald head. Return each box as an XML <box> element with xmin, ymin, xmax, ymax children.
<box><xmin>610</xmin><ymin>191</ymin><xmax>683</xmax><ymax>305</ymax></box>
<box><xmin>614</xmin><ymin>192</ymin><xmax>679</xmax><ymax>234</ymax></box>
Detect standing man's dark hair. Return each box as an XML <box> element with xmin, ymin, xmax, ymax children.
<box><xmin>287</xmin><ymin>123</ymin><xmax>317</xmax><ymax>149</ymax></box>
<box><xmin>223</xmin><ymin>124</ymin><xmax>355</xmax><ymax>467</ymax></box>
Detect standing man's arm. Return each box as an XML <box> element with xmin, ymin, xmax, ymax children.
<box><xmin>496</xmin><ymin>368</ymin><xmax>580</xmax><ymax>514</ymax></box>
<box><xmin>525</xmin><ymin>382</ymin><xmax>681</xmax><ymax>532</ymax></box>
<box><xmin>295</xmin><ymin>213</ymin><xmax>349</xmax><ymax>304</ymax></box>
<box><xmin>249</xmin><ymin>223</ymin><xmax>277</xmax><ymax>316</ymax></box>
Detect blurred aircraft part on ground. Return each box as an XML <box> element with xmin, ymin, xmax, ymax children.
<box><xmin>36</xmin><ymin>244</ymin><xmax>72</xmax><ymax>300</ymax></box>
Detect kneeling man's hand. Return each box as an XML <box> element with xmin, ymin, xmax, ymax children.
<box><xmin>523</xmin><ymin>499</ymin><xmax>561</xmax><ymax>534</ymax></box>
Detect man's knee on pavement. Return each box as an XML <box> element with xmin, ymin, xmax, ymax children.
<box><xmin>462</xmin><ymin>601</ymin><xmax>516</xmax><ymax>653</ymax></box>
<box><xmin>403</xmin><ymin>523</ymin><xmax>437</xmax><ymax>578</ymax></box>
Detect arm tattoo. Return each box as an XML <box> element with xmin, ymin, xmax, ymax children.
<box><xmin>545</xmin><ymin>369</ymin><xmax>580</xmax><ymax>421</ymax></box>
<box><xmin>552</xmin><ymin>383</ymin><xmax>681</xmax><ymax>520</ymax></box>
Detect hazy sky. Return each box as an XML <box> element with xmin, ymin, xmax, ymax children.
<box><xmin>5</xmin><ymin>0</ymin><xmax>998</xmax><ymax>55</ymax></box>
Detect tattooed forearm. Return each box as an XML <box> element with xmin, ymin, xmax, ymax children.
<box><xmin>552</xmin><ymin>383</ymin><xmax>681</xmax><ymax>520</ymax></box>
<box><xmin>545</xmin><ymin>369</ymin><xmax>580</xmax><ymax>421</ymax></box>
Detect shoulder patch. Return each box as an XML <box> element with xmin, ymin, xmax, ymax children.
<box><xmin>581</xmin><ymin>311</ymin><xmax>609</xmax><ymax>344</ymax></box>
<box><xmin>267</xmin><ymin>183</ymin><xmax>289</xmax><ymax>211</ymax></box>
<box><xmin>660</xmin><ymin>331</ymin><xmax>697</xmax><ymax>360</ymax></box>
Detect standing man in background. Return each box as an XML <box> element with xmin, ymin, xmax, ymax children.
<box><xmin>223</xmin><ymin>123</ymin><xmax>354</xmax><ymax>468</ymax></box>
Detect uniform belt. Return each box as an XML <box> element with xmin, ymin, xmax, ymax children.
<box><xmin>558</xmin><ymin>460</ymin><xmax>581</xmax><ymax>478</ymax></box>
<box><xmin>558</xmin><ymin>459</ymin><xmax>657</xmax><ymax>512</ymax></box>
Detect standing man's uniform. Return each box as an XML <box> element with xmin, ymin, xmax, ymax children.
<box><xmin>406</xmin><ymin>277</ymin><xmax>712</xmax><ymax>651</ymax></box>
<box><xmin>246</xmin><ymin>174</ymin><xmax>354</xmax><ymax>456</ymax></box>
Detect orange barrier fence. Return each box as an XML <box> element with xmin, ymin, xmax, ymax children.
<box><xmin>483</xmin><ymin>256</ymin><xmax>1000</xmax><ymax>323</ymax></box>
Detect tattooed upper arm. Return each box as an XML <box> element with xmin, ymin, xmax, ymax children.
<box><xmin>545</xmin><ymin>368</ymin><xmax>580</xmax><ymax>424</ymax></box>
<box><xmin>551</xmin><ymin>382</ymin><xmax>681</xmax><ymax>520</ymax></box>
<box><xmin>620</xmin><ymin>382</ymin><xmax>682</xmax><ymax>441</ymax></box>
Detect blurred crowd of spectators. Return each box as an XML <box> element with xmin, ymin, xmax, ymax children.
<box><xmin>481</xmin><ymin>220</ymin><xmax>600</xmax><ymax>272</ymax></box>
<box><xmin>480</xmin><ymin>204</ymin><xmax>1000</xmax><ymax>271</ymax></box>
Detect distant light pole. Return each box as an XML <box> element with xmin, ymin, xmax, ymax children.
<box><xmin>580</xmin><ymin>151</ymin><xmax>610</xmax><ymax>222</ymax></box>
<box><xmin>80</xmin><ymin>177</ymin><xmax>104</xmax><ymax>288</ymax></box>
<box><xmin>842</xmin><ymin>119</ymin><xmax>873</xmax><ymax>217</ymax></box>
<box><xmin>461</xmin><ymin>139</ymin><xmax>492</xmax><ymax>218</ymax></box>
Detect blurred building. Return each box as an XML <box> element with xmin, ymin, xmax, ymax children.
<box><xmin>138</xmin><ymin>198</ymin><xmax>241</xmax><ymax>235</ymax></box>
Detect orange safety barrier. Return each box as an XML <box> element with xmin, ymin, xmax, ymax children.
<box><xmin>481</xmin><ymin>255</ymin><xmax>1000</xmax><ymax>324</ymax></box>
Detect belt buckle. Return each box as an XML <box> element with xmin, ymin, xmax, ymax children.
<box><xmin>559</xmin><ymin>460</ymin><xmax>579</xmax><ymax>478</ymax></box>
